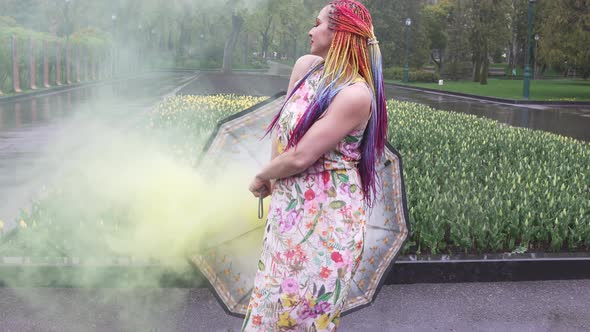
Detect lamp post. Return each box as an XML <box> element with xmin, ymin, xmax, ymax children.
<box><xmin>111</xmin><ymin>14</ymin><xmax>117</xmax><ymax>77</ymax></box>
<box><xmin>533</xmin><ymin>33</ymin><xmax>539</xmax><ymax>80</ymax></box>
<box><xmin>523</xmin><ymin>0</ymin><xmax>535</xmax><ymax>100</ymax></box>
<box><xmin>404</xmin><ymin>18</ymin><xmax>412</xmax><ymax>83</ymax></box>
<box><xmin>65</xmin><ymin>0</ymin><xmax>71</xmax><ymax>84</ymax></box>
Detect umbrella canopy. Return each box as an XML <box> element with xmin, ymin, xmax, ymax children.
<box><xmin>188</xmin><ymin>93</ymin><xmax>410</xmax><ymax>317</ymax></box>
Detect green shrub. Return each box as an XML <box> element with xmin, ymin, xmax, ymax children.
<box><xmin>384</xmin><ymin>67</ymin><xmax>440</xmax><ymax>83</ymax></box>
<box><xmin>389</xmin><ymin>100</ymin><xmax>590</xmax><ymax>254</ymax></box>
<box><xmin>442</xmin><ymin>61</ymin><xmax>472</xmax><ymax>80</ymax></box>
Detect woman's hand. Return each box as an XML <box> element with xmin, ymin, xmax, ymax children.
<box><xmin>249</xmin><ymin>176</ymin><xmax>272</xmax><ymax>198</ymax></box>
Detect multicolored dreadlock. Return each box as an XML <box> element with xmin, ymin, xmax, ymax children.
<box><xmin>267</xmin><ymin>0</ymin><xmax>387</xmax><ymax>206</ymax></box>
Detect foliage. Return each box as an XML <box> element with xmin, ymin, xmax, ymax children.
<box><xmin>468</xmin><ymin>0</ymin><xmax>511</xmax><ymax>84</ymax></box>
<box><xmin>388</xmin><ymin>100</ymin><xmax>590</xmax><ymax>254</ymax></box>
<box><xmin>383</xmin><ymin>67</ymin><xmax>440</xmax><ymax>83</ymax></box>
<box><xmin>149</xmin><ymin>94</ymin><xmax>268</xmax><ymax>164</ymax></box>
<box><xmin>364</xmin><ymin>0</ymin><xmax>430</xmax><ymax>69</ymax></box>
<box><xmin>430</xmin><ymin>0</ymin><xmax>472</xmax><ymax>80</ymax></box>
<box><xmin>537</xmin><ymin>0</ymin><xmax>590</xmax><ymax>79</ymax></box>
<box><xmin>0</xmin><ymin>21</ymin><xmax>111</xmax><ymax>93</ymax></box>
<box><xmin>1</xmin><ymin>0</ymin><xmax>589</xmax><ymax>77</ymax></box>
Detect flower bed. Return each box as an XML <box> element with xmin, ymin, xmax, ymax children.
<box><xmin>0</xmin><ymin>95</ymin><xmax>588</xmax><ymax>258</ymax></box>
<box><xmin>389</xmin><ymin>101</ymin><xmax>590</xmax><ymax>254</ymax></box>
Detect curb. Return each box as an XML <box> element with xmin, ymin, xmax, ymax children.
<box><xmin>385</xmin><ymin>82</ymin><xmax>590</xmax><ymax>107</ymax></box>
<box><xmin>1</xmin><ymin>253</ymin><xmax>588</xmax><ymax>288</ymax></box>
<box><xmin>389</xmin><ymin>252</ymin><xmax>590</xmax><ymax>284</ymax></box>
<box><xmin>0</xmin><ymin>81</ymin><xmax>110</xmax><ymax>104</ymax></box>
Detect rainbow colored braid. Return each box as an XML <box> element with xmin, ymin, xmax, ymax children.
<box><xmin>268</xmin><ymin>0</ymin><xmax>387</xmax><ymax>206</ymax></box>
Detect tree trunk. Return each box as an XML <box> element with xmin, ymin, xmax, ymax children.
<box><xmin>243</xmin><ymin>32</ymin><xmax>249</xmax><ymax>66</ymax></box>
<box><xmin>473</xmin><ymin>48</ymin><xmax>482</xmax><ymax>82</ymax></box>
<box><xmin>261</xmin><ymin>15</ymin><xmax>273</xmax><ymax>58</ymax></box>
<box><xmin>480</xmin><ymin>39</ymin><xmax>489</xmax><ymax>85</ymax></box>
<box><xmin>222</xmin><ymin>14</ymin><xmax>244</xmax><ymax>74</ymax></box>
<box><xmin>431</xmin><ymin>50</ymin><xmax>442</xmax><ymax>73</ymax></box>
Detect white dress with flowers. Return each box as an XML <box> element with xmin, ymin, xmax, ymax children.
<box><xmin>242</xmin><ymin>68</ymin><xmax>367</xmax><ymax>331</ymax></box>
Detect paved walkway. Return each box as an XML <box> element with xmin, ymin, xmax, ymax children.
<box><xmin>0</xmin><ymin>280</ymin><xmax>589</xmax><ymax>331</ymax></box>
<box><xmin>266</xmin><ymin>60</ymin><xmax>294</xmax><ymax>77</ymax></box>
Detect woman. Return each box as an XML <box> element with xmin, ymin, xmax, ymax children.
<box><xmin>243</xmin><ymin>1</ymin><xmax>387</xmax><ymax>330</ymax></box>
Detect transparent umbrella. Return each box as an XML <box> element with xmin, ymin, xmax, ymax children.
<box><xmin>188</xmin><ymin>93</ymin><xmax>410</xmax><ymax>317</ymax></box>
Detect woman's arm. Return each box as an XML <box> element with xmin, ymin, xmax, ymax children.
<box><xmin>271</xmin><ymin>55</ymin><xmax>322</xmax><ymax>161</ymax></box>
<box><xmin>250</xmin><ymin>83</ymin><xmax>371</xmax><ymax>194</ymax></box>
<box><xmin>262</xmin><ymin>55</ymin><xmax>324</xmax><ymax>195</ymax></box>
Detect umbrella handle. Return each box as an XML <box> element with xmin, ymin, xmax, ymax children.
<box><xmin>258</xmin><ymin>196</ymin><xmax>264</xmax><ymax>220</ymax></box>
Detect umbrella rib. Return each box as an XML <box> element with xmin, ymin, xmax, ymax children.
<box><xmin>351</xmin><ymin>278</ymin><xmax>374</xmax><ymax>303</ymax></box>
<box><xmin>202</xmin><ymin>225</ymin><xmax>266</xmax><ymax>251</ymax></box>
<box><xmin>237</xmin><ymin>288</ymin><xmax>254</xmax><ymax>307</ymax></box>
<box><xmin>366</xmin><ymin>224</ymin><xmax>396</xmax><ymax>232</ymax></box>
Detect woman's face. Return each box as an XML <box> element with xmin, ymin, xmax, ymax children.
<box><xmin>308</xmin><ymin>6</ymin><xmax>335</xmax><ymax>58</ymax></box>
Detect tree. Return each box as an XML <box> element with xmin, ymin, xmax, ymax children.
<box><xmin>223</xmin><ymin>12</ymin><xmax>244</xmax><ymax>73</ymax></box>
<box><xmin>538</xmin><ymin>0</ymin><xmax>590</xmax><ymax>78</ymax></box>
<box><xmin>440</xmin><ymin>0</ymin><xmax>472</xmax><ymax>80</ymax></box>
<box><xmin>423</xmin><ymin>1</ymin><xmax>449</xmax><ymax>73</ymax></box>
<box><xmin>365</xmin><ymin>0</ymin><xmax>430</xmax><ymax>69</ymax></box>
<box><xmin>506</xmin><ymin>0</ymin><xmax>528</xmax><ymax>71</ymax></box>
<box><xmin>467</xmin><ymin>0</ymin><xmax>510</xmax><ymax>84</ymax></box>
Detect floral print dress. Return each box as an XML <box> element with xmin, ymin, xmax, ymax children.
<box><xmin>242</xmin><ymin>68</ymin><xmax>367</xmax><ymax>332</ymax></box>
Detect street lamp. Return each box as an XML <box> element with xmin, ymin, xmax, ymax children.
<box><xmin>404</xmin><ymin>18</ymin><xmax>412</xmax><ymax>83</ymax></box>
<box><xmin>64</xmin><ymin>0</ymin><xmax>71</xmax><ymax>84</ymax></box>
<box><xmin>111</xmin><ymin>14</ymin><xmax>117</xmax><ymax>77</ymax></box>
<box><xmin>523</xmin><ymin>0</ymin><xmax>535</xmax><ymax>99</ymax></box>
<box><xmin>534</xmin><ymin>33</ymin><xmax>540</xmax><ymax>80</ymax></box>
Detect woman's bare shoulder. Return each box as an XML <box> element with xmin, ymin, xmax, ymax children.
<box><xmin>292</xmin><ymin>55</ymin><xmax>323</xmax><ymax>77</ymax></box>
<box><xmin>330</xmin><ymin>83</ymin><xmax>372</xmax><ymax>123</ymax></box>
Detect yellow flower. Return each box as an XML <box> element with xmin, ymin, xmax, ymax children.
<box><xmin>305</xmin><ymin>292</ymin><xmax>317</xmax><ymax>307</ymax></box>
<box><xmin>280</xmin><ymin>293</ymin><xmax>299</xmax><ymax>308</ymax></box>
<box><xmin>315</xmin><ymin>313</ymin><xmax>332</xmax><ymax>330</ymax></box>
<box><xmin>277</xmin><ymin>311</ymin><xmax>296</xmax><ymax>329</ymax></box>
<box><xmin>19</xmin><ymin>220</ymin><xmax>28</xmax><ymax>229</ymax></box>
<box><xmin>277</xmin><ymin>141</ymin><xmax>284</xmax><ymax>154</ymax></box>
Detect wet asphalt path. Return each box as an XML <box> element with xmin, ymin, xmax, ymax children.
<box><xmin>0</xmin><ymin>280</ymin><xmax>588</xmax><ymax>331</ymax></box>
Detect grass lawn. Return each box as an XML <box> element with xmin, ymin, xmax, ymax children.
<box><xmin>387</xmin><ymin>78</ymin><xmax>590</xmax><ymax>101</ymax></box>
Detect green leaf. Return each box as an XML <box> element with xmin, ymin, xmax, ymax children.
<box><xmin>242</xmin><ymin>309</ymin><xmax>251</xmax><ymax>330</ymax></box>
<box><xmin>299</xmin><ymin>209</ymin><xmax>322</xmax><ymax>244</ymax></box>
<box><xmin>286</xmin><ymin>199</ymin><xmax>297</xmax><ymax>211</ymax></box>
<box><xmin>258</xmin><ymin>260</ymin><xmax>265</xmax><ymax>271</ymax></box>
<box><xmin>337</xmin><ymin>173</ymin><xmax>349</xmax><ymax>183</ymax></box>
<box><xmin>350</xmin><ymin>184</ymin><xmax>358</xmax><ymax>193</ymax></box>
<box><xmin>329</xmin><ymin>201</ymin><xmax>346</xmax><ymax>209</ymax></box>
<box><xmin>333</xmin><ymin>279</ymin><xmax>341</xmax><ymax>304</ymax></box>
<box><xmin>345</xmin><ymin>135</ymin><xmax>359</xmax><ymax>143</ymax></box>
<box><xmin>317</xmin><ymin>292</ymin><xmax>333</xmax><ymax>303</ymax></box>
<box><xmin>295</xmin><ymin>183</ymin><xmax>303</xmax><ymax>195</ymax></box>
